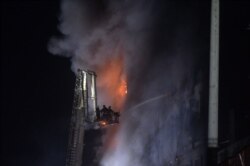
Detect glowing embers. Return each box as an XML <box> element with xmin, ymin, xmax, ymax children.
<box><xmin>118</xmin><ymin>80</ymin><xmax>128</xmax><ymax>97</ymax></box>
<box><xmin>99</xmin><ymin>120</ymin><xmax>107</xmax><ymax>126</ymax></box>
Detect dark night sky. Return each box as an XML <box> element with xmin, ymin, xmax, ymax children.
<box><xmin>1</xmin><ymin>1</ymin><xmax>74</xmax><ymax>165</ymax></box>
<box><xmin>1</xmin><ymin>0</ymin><xmax>250</xmax><ymax>166</ymax></box>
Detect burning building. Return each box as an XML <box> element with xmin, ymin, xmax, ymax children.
<box><xmin>49</xmin><ymin>0</ymin><xmax>250</xmax><ymax>165</ymax></box>
<box><xmin>50</xmin><ymin>0</ymin><xmax>209</xmax><ymax>165</ymax></box>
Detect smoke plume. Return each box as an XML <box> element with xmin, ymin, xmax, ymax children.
<box><xmin>49</xmin><ymin>0</ymin><xmax>208</xmax><ymax>165</ymax></box>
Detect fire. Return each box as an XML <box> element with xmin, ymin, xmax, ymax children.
<box><xmin>100</xmin><ymin>120</ymin><xmax>107</xmax><ymax>126</ymax></box>
<box><xmin>96</xmin><ymin>50</ymin><xmax>127</xmax><ymax>111</ymax></box>
<box><xmin>118</xmin><ymin>80</ymin><xmax>128</xmax><ymax>96</ymax></box>
<box><xmin>95</xmin><ymin>47</ymin><xmax>127</xmax><ymax>153</ymax></box>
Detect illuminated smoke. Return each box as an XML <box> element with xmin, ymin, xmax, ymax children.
<box><xmin>48</xmin><ymin>0</ymin><xmax>156</xmax><ymax>109</ymax></box>
<box><xmin>49</xmin><ymin>0</ymin><xmax>207</xmax><ymax>165</ymax></box>
<box><xmin>101</xmin><ymin>56</ymin><xmax>204</xmax><ymax>165</ymax></box>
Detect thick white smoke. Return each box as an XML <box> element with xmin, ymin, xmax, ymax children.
<box><xmin>49</xmin><ymin>0</ymin><xmax>207</xmax><ymax>165</ymax></box>
<box><xmin>48</xmin><ymin>0</ymin><xmax>156</xmax><ymax>107</ymax></box>
<box><xmin>48</xmin><ymin>0</ymin><xmax>152</xmax><ymax>73</ymax></box>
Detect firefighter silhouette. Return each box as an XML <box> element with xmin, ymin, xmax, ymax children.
<box><xmin>96</xmin><ymin>106</ymin><xmax>100</xmax><ymax>120</ymax></box>
<box><xmin>99</xmin><ymin>105</ymin><xmax>120</xmax><ymax>124</ymax></box>
<box><xmin>100</xmin><ymin>105</ymin><xmax>107</xmax><ymax>120</ymax></box>
<box><xmin>114</xmin><ymin>112</ymin><xmax>120</xmax><ymax>123</ymax></box>
<box><xmin>107</xmin><ymin>106</ymin><xmax>114</xmax><ymax>123</ymax></box>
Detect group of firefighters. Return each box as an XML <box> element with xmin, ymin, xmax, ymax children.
<box><xmin>96</xmin><ymin>105</ymin><xmax>120</xmax><ymax>124</ymax></box>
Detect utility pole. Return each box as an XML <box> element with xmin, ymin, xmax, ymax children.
<box><xmin>208</xmin><ymin>0</ymin><xmax>220</xmax><ymax>165</ymax></box>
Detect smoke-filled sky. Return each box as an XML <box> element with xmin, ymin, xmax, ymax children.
<box><xmin>48</xmin><ymin>0</ymin><xmax>210</xmax><ymax>108</ymax></box>
<box><xmin>49</xmin><ymin>0</ymin><xmax>210</xmax><ymax>165</ymax></box>
<box><xmin>1</xmin><ymin>0</ymin><xmax>250</xmax><ymax>166</ymax></box>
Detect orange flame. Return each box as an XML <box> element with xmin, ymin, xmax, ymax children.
<box><xmin>118</xmin><ymin>80</ymin><xmax>128</xmax><ymax>97</ymax></box>
<box><xmin>96</xmin><ymin>50</ymin><xmax>127</xmax><ymax>111</ymax></box>
<box><xmin>100</xmin><ymin>120</ymin><xmax>107</xmax><ymax>126</ymax></box>
<box><xmin>95</xmin><ymin>47</ymin><xmax>127</xmax><ymax>154</ymax></box>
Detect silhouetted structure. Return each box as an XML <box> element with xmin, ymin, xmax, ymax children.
<box><xmin>66</xmin><ymin>69</ymin><xmax>120</xmax><ymax>166</ymax></box>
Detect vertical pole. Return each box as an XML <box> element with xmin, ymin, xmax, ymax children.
<box><xmin>208</xmin><ymin>0</ymin><xmax>220</xmax><ymax>149</ymax></box>
<box><xmin>208</xmin><ymin>0</ymin><xmax>219</xmax><ymax>165</ymax></box>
